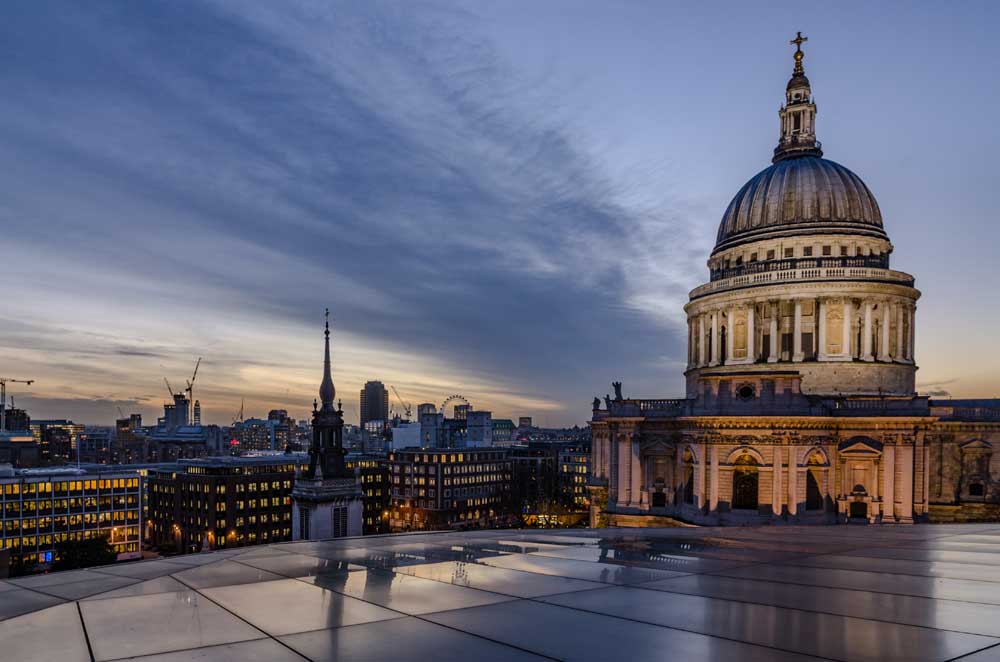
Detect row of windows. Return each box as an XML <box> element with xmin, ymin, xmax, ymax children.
<box><xmin>2</xmin><ymin>478</ymin><xmax>139</xmax><ymax>498</ymax></box>
<box><xmin>719</xmin><ymin>243</ymin><xmax>883</xmax><ymax>268</ymax></box>
<box><xmin>1</xmin><ymin>526</ymin><xmax>141</xmax><ymax>550</ymax></box>
<box><xmin>2</xmin><ymin>511</ymin><xmax>139</xmax><ymax>533</ymax></box>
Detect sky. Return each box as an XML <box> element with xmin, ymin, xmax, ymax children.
<box><xmin>1</xmin><ymin>1</ymin><xmax>998</xmax><ymax>427</ymax></box>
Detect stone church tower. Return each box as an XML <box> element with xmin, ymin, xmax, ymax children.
<box><xmin>292</xmin><ymin>311</ymin><xmax>363</xmax><ymax>540</ymax></box>
<box><xmin>589</xmin><ymin>34</ymin><xmax>1000</xmax><ymax>527</ymax></box>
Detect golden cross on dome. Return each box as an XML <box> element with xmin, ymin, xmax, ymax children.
<box><xmin>790</xmin><ymin>31</ymin><xmax>808</xmax><ymax>52</ymax></box>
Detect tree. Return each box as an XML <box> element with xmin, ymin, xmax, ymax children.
<box><xmin>52</xmin><ymin>535</ymin><xmax>117</xmax><ymax>571</ymax></box>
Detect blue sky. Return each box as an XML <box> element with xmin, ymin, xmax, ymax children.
<box><xmin>1</xmin><ymin>1</ymin><xmax>997</xmax><ymax>426</ymax></box>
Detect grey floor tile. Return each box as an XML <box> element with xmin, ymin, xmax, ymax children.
<box><xmin>90</xmin><ymin>560</ymin><xmax>191</xmax><ymax>580</ymax></box>
<box><xmin>396</xmin><ymin>559</ymin><xmax>605</xmax><ymax>597</ymax></box>
<box><xmin>82</xmin><ymin>576</ymin><xmax>189</xmax><ymax>601</ymax></box>
<box><xmin>0</xmin><ymin>603</ymin><xmax>91</xmax><ymax>662</ymax></box>
<box><xmin>479</xmin><ymin>552</ymin><xmax>687</xmax><ymax>584</ymax></box>
<box><xmin>80</xmin><ymin>589</ymin><xmax>263</xmax><ymax>661</ymax></box>
<box><xmin>234</xmin><ymin>552</ymin><xmax>362</xmax><ymax>578</ymax></box>
<box><xmin>281</xmin><ymin>615</ymin><xmax>548</xmax><ymax>661</ymax></box>
<box><xmin>716</xmin><ymin>563</ymin><xmax>1000</xmax><ymax>604</ymax></box>
<box><xmin>200</xmin><ymin>578</ymin><xmax>401</xmax><ymax>636</ymax></box>
<box><xmin>32</xmin><ymin>574</ymin><xmax>141</xmax><ymax>600</ymax></box>
<box><xmin>425</xmin><ymin>598</ymin><xmax>820</xmax><ymax>661</ymax></box>
<box><xmin>113</xmin><ymin>638</ymin><xmax>304</xmax><ymax>661</ymax></box>
<box><xmin>303</xmin><ymin>568</ymin><xmax>514</xmax><ymax>614</ymax></box>
<box><xmin>0</xmin><ymin>586</ymin><xmax>65</xmax><ymax>620</ymax></box>
<box><xmin>540</xmin><ymin>585</ymin><xmax>997</xmax><ymax>662</ymax></box>
<box><xmin>789</xmin><ymin>554</ymin><xmax>1000</xmax><ymax>583</ymax></box>
<box><xmin>643</xmin><ymin>573</ymin><xmax>1000</xmax><ymax>637</ymax></box>
<box><xmin>170</xmin><ymin>560</ymin><xmax>285</xmax><ymax>589</ymax></box>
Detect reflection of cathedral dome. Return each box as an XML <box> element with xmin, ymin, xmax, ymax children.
<box><xmin>714</xmin><ymin>156</ymin><xmax>886</xmax><ymax>254</ymax></box>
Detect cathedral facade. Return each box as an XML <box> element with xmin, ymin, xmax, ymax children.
<box><xmin>589</xmin><ymin>36</ymin><xmax>1000</xmax><ymax>526</ymax></box>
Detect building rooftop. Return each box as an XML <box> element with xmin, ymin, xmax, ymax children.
<box><xmin>4</xmin><ymin>525</ymin><xmax>1000</xmax><ymax>661</ymax></box>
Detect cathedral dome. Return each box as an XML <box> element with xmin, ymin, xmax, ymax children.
<box><xmin>713</xmin><ymin>155</ymin><xmax>886</xmax><ymax>254</ymax></box>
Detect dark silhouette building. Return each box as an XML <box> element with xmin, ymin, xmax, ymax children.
<box><xmin>359</xmin><ymin>381</ymin><xmax>389</xmax><ymax>428</ymax></box>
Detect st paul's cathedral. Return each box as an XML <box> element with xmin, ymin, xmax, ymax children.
<box><xmin>589</xmin><ymin>35</ymin><xmax>1000</xmax><ymax>526</ymax></box>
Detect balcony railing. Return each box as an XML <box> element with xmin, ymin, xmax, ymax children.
<box><xmin>710</xmin><ymin>255</ymin><xmax>889</xmax><ymax>282</ymax></box>
<box><xmin>691</xmin><ymin>264</ymin><xmax>914</xmax><ymax>299</ymax></box>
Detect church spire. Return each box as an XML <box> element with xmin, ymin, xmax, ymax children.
<box><xmin>319</xmin><ymin>308</ymin><xmax>336</xmax><ymax>410</ymax></box>
<box><xmin>773</xmin><ymin>32</ymin><xmax>823</xmax><ymax>163</ymax></box>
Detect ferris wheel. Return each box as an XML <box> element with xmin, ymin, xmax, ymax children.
<box><xmin>439</xmin><ymin>394</ymin><xmax>471</xmax><ymax>418</ymax></box>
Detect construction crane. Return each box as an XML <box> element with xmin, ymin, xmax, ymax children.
<box><xmin>164</xmin><ymin>378</ymin><xmax>175</xmax><ymax>398</ymax></box>
<box><xmin>184</xmin><ymin>357</ymin><xmax>202</xmax><ymax>423</ymax></box>
<box><xmin>232</xmin><ymin>398</ymin><xmax>245</xmax><ymax>425</ymax></box>
<box><xmin>391</xmin><ymin>386</ymin><xmax>412</xmax><ymax>420</ymax></box>
<box><xmin>117</xmin><ymin>406</ymin><xmax>126</xmax><ymax>420</ymax></box>
<box><xmin>0</xmin><ymin>377</ymin><xmax>34</xmax><ymax>431</ymax></box>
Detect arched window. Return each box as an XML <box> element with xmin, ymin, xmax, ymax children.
<box><xmin>731</xmin><ymin>455</ymin><xmax>759</xmax><ymax>510</ymax></box>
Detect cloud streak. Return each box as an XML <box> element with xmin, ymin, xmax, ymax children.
<box><xmin>0</xmin><ymin>1</ymin><xmax>698</xmax><ymax>426</ymax></box>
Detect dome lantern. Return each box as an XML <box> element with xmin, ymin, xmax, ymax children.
<box><xmin>774</xmin><ymin>32</ymin><xmax>822</xmax><ymax>163</ymax></box>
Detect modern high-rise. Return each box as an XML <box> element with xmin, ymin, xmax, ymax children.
<box><xmin>359</xmin><ymin>381</ymin><xmax>389</xmax><ymax>427</ymax></box>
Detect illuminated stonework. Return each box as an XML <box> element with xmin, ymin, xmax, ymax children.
<box><xmin>589</xmin><ymin>36</ymin><xmax>1000</xmax><ymax>526</ymax></box>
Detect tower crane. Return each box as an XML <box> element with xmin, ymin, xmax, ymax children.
<box><xmin>391</xmin><ymin>386</ymin><xmax>412</xmax><ymax>420</ymax></box>
<box><xmin>185</xmin><ymin>357</ymin><xmax>202</xmax><ymax>422</ymax></box>
<box><xmin>164</xmin><ymin>378</ymin><xmax>175</xmax><ymax>398</ymax></box>
<box><xmin>0</xmin><ymin>377</ymin><xmax>34</xmax><ymax>431</ymax></box>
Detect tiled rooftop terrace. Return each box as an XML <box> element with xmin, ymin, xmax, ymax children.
<box><xmin>5</xmin><ymin>525</ymin><xmax>1000</xmax><ymax>661</ymax></box>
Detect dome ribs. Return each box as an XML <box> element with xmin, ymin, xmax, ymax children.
<box><xmin>712</xmin><ymin>157</ymin><xmax>888</xmax><ymax>255</ymax></box>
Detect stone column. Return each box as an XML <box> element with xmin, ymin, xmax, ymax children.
<box><xmin>897</xmin><ymin>445</ymin><xmax>914</xmax><ymax>522</ymax></box>
<box><xmin>698</xmin><ymin>315</ymin><xmax>706</xmax><ymax>366</ymax></box>
<box><xmin>709</xmin><ymin>445</ymin><xmax>719</xmax><ymax>513</ymax></box>
<box><xmin>842</xmin><ymin>300</ymin><xmax>853</xmax><ymax>359</ymax></box>
<box><xmin>881</xmin><ymin>302</ymin><xmax>892</xmax><ymax>362</ymax></box>
<box><xmin>817</xmin><ymin>299</ymin><xmax>827</xmax><ymax>360</ymax></box>
<box><xmin>909</xmin><ymin>305</ymin><xmax>917</xmax><ymax>364</ymax></box>
<box><xmin>726</xmin><ymin>309</ymin><xmax>735</xmax><ymax>365</ymax></box>
<box><xmin>772</xmin><ymin>447</ymin><xmax>783</xmax><ymax>517</ymax></box>
<box><xmin>616</xmin><ymin>434</ymin><xmax>630</xmax><ymax>509</ymax></box>
<box><xmin>710</xmin><ymin>313</ymin><xmax>719</xmax><ymax>367</ymax></box>
<box><xmin>792</xmin><ymin>300</ymin><xmax>804</xmax><ymax>362</ymax></box>
<box><xmin>862</xmin><ymin>301</ymin><xmax>874</xmax><ymax>361</ymax></box>
<box><xmin>768</xmin><ymin>303</ymin><xmax>779</xmax><ymax>363</ymax></box>
<box><xmin>882</xmin><ymin>444</ymin><xmax>895</xmax><ymax>522</ymax></box>
<box><xmin>746</xmin><ymin>304</ymin><xmax>755</xmax><ymax>363</ymax></box>
<box><xmin>696</xmin><ymin>444</ymin><xmax>707</xmax><ymax>510</ymax></box>
<box><xmin>787</xmin><ymin>446</ymin><xmax>798</xmax><ymax>517</ymax></box>
<box><xmin>630</xmin><ymin>434</ymin><xmax>642</xmax><ymax>507</ymax></box>
<box><xmin>896</xmin><ymin>303</ymin><xmax>905</xmax><ymax>362</ymax></box>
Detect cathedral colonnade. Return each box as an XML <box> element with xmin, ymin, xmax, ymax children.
<box><xmin>590</xmin><ymin>424</ymin><xmax>930</xmax><ymax>525</ymax></box>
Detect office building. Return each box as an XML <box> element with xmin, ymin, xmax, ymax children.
<box><xmin>146</xmin><ymin>454</ymin><xmax>304</xmax><ymax>553</ymax></box>
<box><xmin>0</xmin><ymin>464</ymin><xmax>142</xmax><ymax>575</ymax></box>
<box><xmin>388</xmin><ymin>447</ymin><xmax>513</xmax><ymax>531</ymax></box>
<box><xmin>359</xmin><ymin>381</ymin><xmax>389</xmax><ymax>428</ymax></box>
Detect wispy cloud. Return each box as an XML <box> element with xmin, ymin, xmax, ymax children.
<box><xmin>0</xmin><ymin>1</ymin><xmax>698</xmax><ymax>425</ymax></box>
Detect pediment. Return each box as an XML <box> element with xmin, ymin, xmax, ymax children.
<box><xmin>838</xmin><ymin>436</ymin><xmax>883</xmax><ymax>455</ymax></box>
<box><xmin>960</xmin><ymin>439</ymin><xmax>992</xmax><ymax>451</ymax></box>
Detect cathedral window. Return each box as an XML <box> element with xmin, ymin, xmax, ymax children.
<box><xmin>767</xmin><ymin>249</ymin><xmax>775</xmax><ymax>260</ymax></box>
<box><xmin>784</xmin><ymin>247</ymin><xmax>794</xmax><ymax>258</ymax></box>
<box><xmin>822</xmin><ymin>245</ymin><xmax>831</xmax><ymax>256</ymax></box>
<box><xmin>840</xmin><ymin>245</ymin><xmax>849</xmax><ymax>256</ymax></box>
<box><xmin>803</xmin><ymin>246</ymin><xmax>813</xmax><ymax>257</ymax></box>
<box><xmin>736</xmin><ymin>385</ymin><xmax>755</xmax><ymax>401</ymax></box>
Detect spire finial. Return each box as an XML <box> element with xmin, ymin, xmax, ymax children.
<box><xmin>319</xmin><ymin>308</ymin><xmax>336</xmax><ymax>408</ymax></box>
<box><xmin>790</xmin><ymin>31</ymin><xmax>807</xmax><ymax>75</ymax></box>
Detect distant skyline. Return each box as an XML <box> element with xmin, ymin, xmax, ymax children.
<box><xmin>1</xmin><ymin>1</ymin><xmax>998</xmax><ymax>427</ymax></box>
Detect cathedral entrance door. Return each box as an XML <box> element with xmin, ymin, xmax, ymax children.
<box><xmin>848</xmin><ymin>501</ymin><xmax>868</xmax><ymax>521</ymax></box>
<box><xmin>651</xmin><ymin>491</ymin><xmax>666</xmax><ymax>508</ymax></box>
<box><xmin>732</xmin><ymin>457</ymin><xmax>759</xmax><ymax>510</ymax></box>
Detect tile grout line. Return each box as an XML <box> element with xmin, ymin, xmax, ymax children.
<box><xmin>75</xmin><ymin>601</ymin><xmax>96</xmax><ymax>662</ymax></box>
<box><xmin>169</xmin><ymin>573</ymin><xmax>313</xmax><ymax>662</ymax></box>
